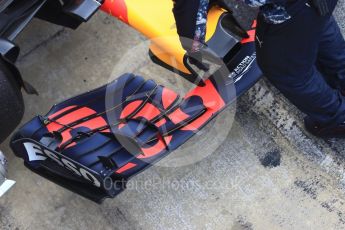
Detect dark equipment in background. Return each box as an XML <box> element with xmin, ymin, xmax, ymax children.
<box><xmin>0</xmin><ymin>0</ymin><xmax>102</xmax><ymax>143</ymax></box>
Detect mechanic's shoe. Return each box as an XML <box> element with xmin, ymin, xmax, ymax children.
<box><xmin>304</xmin><ymin>116</ymin><xmax>345</xmax><ymax>138</ymax></box>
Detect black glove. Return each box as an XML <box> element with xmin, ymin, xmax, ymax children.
<box><xmin>186</xmin><ymin>46</ymin><xmax>222</xmax><ymax>72</ymax></box>
<box><xmin>187</xmin><ymin>50</ymin><xmax>210</xmax><ymax>71</ymax></box>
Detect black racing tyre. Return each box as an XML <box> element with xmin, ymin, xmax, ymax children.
<box><xmin>0</xmin><ymin>58</ymin><xmax>24</xmax><ymax>143</ymax></box>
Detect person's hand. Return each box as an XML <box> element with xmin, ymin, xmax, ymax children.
<box><xmin>185</xmin><ymin>46</ymin><xmax>224</xmax><ymax>86</ymax></box>
<box><xmin>186</xmin><ymin>50</ymin><xmax>210</xmax><ymax>72</ymax></box>
<box><xmin>186</xmin><ymin>46</ymin><xmax>222</xmax><ymax>73</ymax></box>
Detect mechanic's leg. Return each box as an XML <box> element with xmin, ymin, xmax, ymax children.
<box><xmin>172</xmin><ymin>0</ymin><xmax>200</xmax><ymax>50</ymax></box>
<box><xmin>317</xmin><ymin>16</ymin><xmax>345</xmax><ymax>90</ymax></box>
<box><xmin>256</xmin><ymin>0</ymin><xmax>345</xmax><ymax>125</ymax></box>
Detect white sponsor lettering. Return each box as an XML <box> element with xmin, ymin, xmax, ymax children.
<box><xmin>23</xmin><ymin>142</ymin><xmax>47</xmax><ymax>161</ymax></box>
<box><xmin>23</xmin><ymin>142</ymin><xmax>101</xmax><ymax>187</ymax></box>
<box><xmin>228</xmin><ymin>53</ymin><xmax>256</xmax><ymax>83</ymax></box>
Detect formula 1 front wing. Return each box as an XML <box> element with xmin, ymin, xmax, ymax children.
<box><xmin>11</xmin><ymin>52</ymin><xmax>261</xmax><ymax>202</ymax></box>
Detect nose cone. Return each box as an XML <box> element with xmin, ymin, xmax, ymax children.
<box><xmin>0</xmin><ymin>151</ymin><xmax>8</xmax><ymax>179</ymax></box>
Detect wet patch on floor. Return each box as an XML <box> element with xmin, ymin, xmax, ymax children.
<box><xmin>260</xmin><ymin>150</ymin><xmax>281</xmax><ymax>168</ymax></box>
<box><xmin>235</xmin><ymin>104</ymin><xmax>284</xmax><ymax>168</ymax></box>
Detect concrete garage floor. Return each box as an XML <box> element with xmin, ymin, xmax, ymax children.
<box><xmin>1</xmin><ymin>1</ymin><xmax>345</xmax><ymax>230</ymax></box>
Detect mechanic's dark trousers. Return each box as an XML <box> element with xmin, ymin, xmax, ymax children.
<box><xmin>173</xmin><ymin>0</ymin><xmax>216</xmax><ymax>50</ymax></box>
<box><xmin>256</xmin><ymin>0</ymin><xmax>345</xmax><ymax>125</ymax></box>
